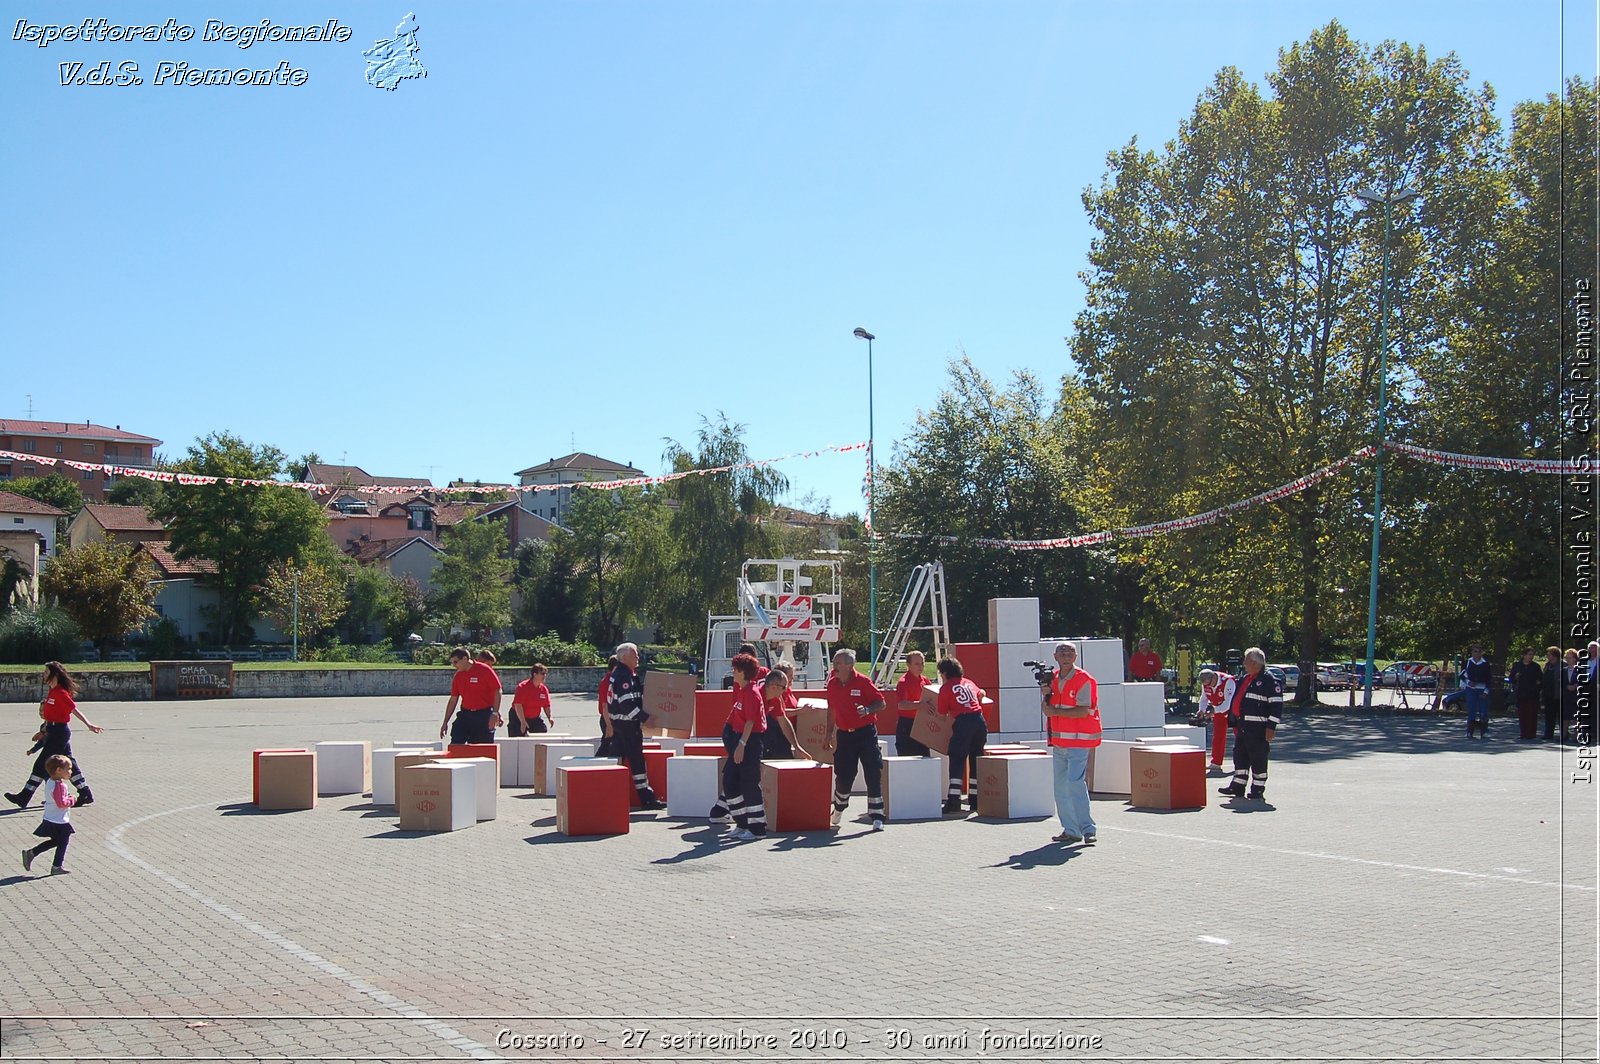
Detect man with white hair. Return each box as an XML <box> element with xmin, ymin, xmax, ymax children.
<box><xmin>1218</xmin><ymin>647</ymin><xmax>1282</xmax><ymax>801</ymax></box>
<box><xmin>606</xmin><ymin>642</ymin><xmax>662</xmax><ymax>809</ymax></box>
<box><xmin>1043</xmin><ymin>642</ymin><xmax>1101</xmax><ymax>845</ymax></box>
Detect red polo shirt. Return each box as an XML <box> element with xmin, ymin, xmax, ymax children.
<box><xmin>450</xmin><ymin>661</ymin><xmax>502</xmax><ymax>711</ymax></box>
<box><xmin>936</xmin><ymin>677</ymin><xmax>985</xmax><ymax>716</ymax></box>
<box><xmin>41</xmin><ymin>688</ymin><xmax>75</xmax><ymax>724</ymax></box>
<box><xmin>825</xmin><ymin>671</ymin><xmax>884</xmax><ymax>732</ymax></box>
<box><xmin>1130</xmin><ymin>649</ymin><xmax>1163</xmax><ymax>681</ymax></box>
<box><xmin>512</xmin><ymin>680</ymin><xmax>550</xmax><ymax>717</ymax></box>
<box><xmin>727</xmin><ymin>684</ymin><xmax>767</xmax><ymax>733</ymax></box>
<box><xmin>894</xmin><ymin>671</ymin><xmax>928</xmax><ymax>718</ymax></box>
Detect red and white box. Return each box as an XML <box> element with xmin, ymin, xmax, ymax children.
<box><xmin>556</xmin><ymin>763</ymin><xmax>631</xmax><ymax>836</ymax></box>
<box><xmin>536</xmin><ymin>741</ymin><xmax>598</xmax><ymax>795</ymax></box>
<box><xmin>398</xmin><ymin>762</ymin><xmax>475</xmax><ymax>832</ymax></box>
<box><xmin>759</xmin><ymin>760</ymin><xmax>833</xmax><ymax>831</ymax></box>
<box><xmin>255</xmin><ymin>750</ymin><xmax>315</xmax><ymax>810</ymax></box>
<box><xmin>1129</xmin><ymin>745</ymin><xmax>1206</xmax><ymax>810</ymax></box>
<box><xmin>445</xmin><ymin>743</ymin><xmax>498</xmax><ymax>765</ymax></box>
<box><xmin>313</xmin><ymin>741</ymin><xmax>371</xmax><ymax>796</ymax></box>
<box><xmin>949</xmin><ymin>643</ymin><xmax>1000</xmax><ymax>691</ymax></box>
<box><xmin>623</xmin><ymin>749</ymin><xmax>674</xmax><ymax>807</ymax></box>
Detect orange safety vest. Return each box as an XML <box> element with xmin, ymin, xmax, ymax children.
<box><xmin>1046</xmin><ymin>668</ymin><xmax>1102</xmax><ymax>748</ymax></box>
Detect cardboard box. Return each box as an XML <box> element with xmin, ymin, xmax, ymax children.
<box><xmin>1081</xmin><ymin>638</ymin><xmax>1126</xmax><ymax>684</ymax></box>
<box><xmin>949</xmin><ymin>643</ymin><xmax>1000</xmax><ymax>691</ymax></box>
<box><xmin>494</xmin><ymin>735</ymin><xmax>548</xmax><ymax>786</ymax></box>
<box><xmin>998</xmin><ymin>686</ymin><xmax>1046</xmax><ymax>735</ymax></box>
<box><xmin>624</xmin><ymin>748</ymin><xmax>674</xmax><ymax>807</ymax></box>
<box><xmin>793</xmin><ymin>705</ymin><xmax>832</xmax><ymax>762</ymax></box>
<box><xmin>556</xmin><ymin>764</ymin><xmax>631</xmax><ymax>836</ymax></box>
<box><xmin>997</xmin><ymin>642</ymin><xmax>1047</xmax><ymax>689</ymax></box>
<box><xmin>759</xmin><ymin>760</ymin><xmax>833</xmax><ymax>831</ymax></box>
<box><xmin>987</xmin><ymin>597</ymin><xmax>1041</xmax><ymax>644</ymax></box>
<box><xmin>692</xmin><ymin>690</ymin><xmax>735</xmax><ymax>737</ymax></box>
<box><xmin>255</xmin><ymin>751</ymin><xmax>315</xmax><ymax>810</ymax></box>
<box><xmin>390</xmin><ymin>740</ymin><xmax>446</xmax><ymax>751</ymax></box>
<box><xmin>398</xmin><ymin>762</ymin><xmax>476</xmax><ymax>831</ymax></box>
<box><xmin>1137</xmin><ymin>735</ymin><xmax>1193</xmax><ymax>746</ymax></box>
<box><xmin>1163</xmin><ymin>724</ymin><xmax>1208</xmax><ymax>747</ymax></box>
<box><xmin>975</xmin><ymin>753</ymin><xmax>1054</xmax><ymax>818</ymax></box>
<box><xmin>371</xmin><ymin>747</ymin><xmax>413</xmax><ymax>806</ymax></box>
<box><xmin>1086</xmin><ymin>739</ymin><xmax>1136</xmax><ymax>795</ymax></box>
<box><xmin>252</xmin><ymin>748</ymin><xmax>306</xmax><ymax>805</ymax></box>
<box><xmin>430</xmin><ymin>756</ymin><xmax>497</xmax><ymax>820</ymax></box>
<box><xmin>445</xmin><ymin>743</ymin><xmax>498</xmax><ymax>764</ymax></box>
<box><xmin>1094</xmin><ymin>684</ymin><xmax>1127</xmax><ymax>730</ymax></box>
<box><xmin>536</xmin><ymin>741</ymin><xmax>600</xmax><ymax>795</ymax></box>
<box><xmin>1129</xmin><ymin>745</ymin><xmax>1207</xmax><ymax>809</ymax></box>
<box><xmin>314</xmin><ymin>740</ymin><xmax>371</xmax><ymax>796</ymax></box>
<box><xmin>1122</xmin><ymin>682</ymin><xmax>1167</xmax><ymax>729</ymax></box>
<box><xmin>882</xmin><ymin>755</ymin><xmax>943</xmax><ymax>820</ymax></box>
<box><xmin>666</xmin><ymin>754</ymin><xmax>721</xmax><ymax>817</ymax></box>
<box><xmin>908</xmin><ymin>699</ymin><xmax>953</xmax><ymax>755</ymax></box>
<box><xmin>643</xmin><ymin>671</ymin><xmax>697</xmax><ymax>736</ymax></box>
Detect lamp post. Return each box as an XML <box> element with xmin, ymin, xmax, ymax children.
<box><xmin>853</xmin><ymin>327</ymin><xmax>878</xmax><ymax>668</ymax></box>
<box><xmin>1354</xmin><ymin>185</ymin><xmax>1419</xmax><ymax>710</ymax></box>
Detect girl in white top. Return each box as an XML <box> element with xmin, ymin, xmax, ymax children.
<box><xmin>23</xmin><ymin>755</ymin><xmax>76</xmax><ymax>875</ymax></box>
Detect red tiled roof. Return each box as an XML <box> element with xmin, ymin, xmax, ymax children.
<box><xmin>514</xmin><ymin>452</ymin><xmax>640</xmax><ymax>478</ymax></box>
<box><xmin>0</xmin><ymin>491</ymin><xmax>67</xmax><ymax>517</ymax></box>
<box><xmin>82</xmin><ymin>503</ymin><xmax>165</xmax><ymax>533</ymax></box>
<box><xmin>140</xmin><ymin>543</ymin><xmax>218</xmax><ymax>578</ymax></box>
<box><xmin>433</xmin><ymin>502</ymin><xmax>491</xmax><ymax>527</ymax></box>
<box><xmin>0</xmin><ymin>420</ymin><xmax>160</xmax><ymax>444</ymax></box>
<box><xmin>348</xmin><ymin>536</ymin><xmax>441</xmax><ymax>564</ymax></box>
<box><xmin>307</xmin><ymin>463</ymin><xmax>431</xmax><ymax>488</ymax></box>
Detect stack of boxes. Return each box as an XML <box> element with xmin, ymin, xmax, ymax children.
<box><xmin>989</xmin><ymin>597</ymin><xmax>1047</xmax><ymax>741</ymax></box>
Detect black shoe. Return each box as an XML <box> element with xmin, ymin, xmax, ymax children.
<box><xmin>941</xmin><ymin>799</ymin><xmax>963</xmax><ymax>815</ymax></box>
<box><xmin>640</xmin><ymin>798</ymin><xmax>663</xmax><ymax>811</ymax></box>
<box><xmin>3</xmin><ymin>791</ymin><xmax>27</xmax><ymax>809</ymax></box>
<box><xmin>1247</xmin><ymin>790</ymin><xmax>1265</xmax><ymax>800</ymax></box>
<box><xmin>75</xmin><ymin>792</ymin><xmax>93</xmax><ymax>807</ymax></box>
<box><xmin>966</xmin><ymin>795</ymin><xmax>979</xmax><ymax>812</ymax></box>
<box><xmin>1217</xmin><ymin>785</ymin><xmax>1245</xmax><ymax>797</ymax></box>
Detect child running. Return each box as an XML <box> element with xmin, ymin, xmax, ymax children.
<box><xmin>7</xmin><ymin>662</ymin><xmax>102</xmax><ymax>809</ymax></box>
<box><xmin>707</xmin><ymin>653</ymin><xmax>768</xmax><ymax>840</ymax></box>
<box><xmin>21</xmin><ymin>754</ymin><xmax>76</xmax><ymax>875</ymax></box>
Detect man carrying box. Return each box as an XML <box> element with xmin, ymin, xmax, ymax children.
<box><xmin>1044</xmin><ymin>642</ymin><xmax>1101</xmax><ymax>846</ymax></box>
<box><xmin>823</xmin><ymin>648</ymin><xmax>887</xmax><ymax>831</ymax></box>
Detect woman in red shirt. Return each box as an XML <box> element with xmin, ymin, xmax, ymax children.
<box><xmin>759</xmin><ymin>669</ymin><xmax>809</xmax><ymax>762</ymax></box>
<box><xmin>707</xmin><ymin>654</ymin><xmax>768</xmax><ymax>840</ymax></box>
<box><xmin>6</xmin><ymin>661</ymin><xmax>103</xmax><ymax>809</ymax></box>
<box><xmin>935</xmin><ymin>656</ymin><xmax>987</xmax><ymax>815</ymax></box>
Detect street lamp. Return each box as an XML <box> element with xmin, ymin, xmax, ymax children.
<box><xmin>1354</xmin><ymin>184</ymin><xmax>1419</xmax><ymax>710</ymax></box>
<box><xmin>853</xmin><ymin>327</ymin><xmax>878</xmax><ymax>668</ymax></box>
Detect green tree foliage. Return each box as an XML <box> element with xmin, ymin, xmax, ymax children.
<box><xmin>1070</xmin><ymin>21</ymin><xmax>1504</xmax><ymax>684</ymax></box>
<box><xmin>258</xmin><ymin>558</ymin><xmax>349</xmax><ymax>646</ymax></box>
<box><xmin>6</xmin><ymin>474</ymin><xmax>84</xmax><ymax>516</ymax></box>
<box><xmin>0</xmin><ymin>556</ymin><xmax>31</xmax><ymax>612</ymax></box>
<box><xmin>386</xmin><ymin>573</ymin><xmax>429</xmax><ymax>645</ymax></box>
<box><xmin>513</xmin><ymin>536</ymin><xmax>581</xmax><ymax>641</ymax></box>
<box><xmin>39</xmin><ymin>541</ymin><xmax>158</xmax><ymax>653</ymax></box>
<box><xmin>656</xmin><ymin>416</ymin><xmax>788</xmax><ymax>640</ymax></box>
<box><xmin>153</xmin><ymin>432</ymin><xmax>330</xmax><ymax>644</ymax></box>
<box><xmin>342</xmin><ymin>563</ymin><xmax>403</xmax><ymax>644</ymax></box>
<box><xmin>106</xmin><ymin>476</ymin><xmax>165</xmax><ymax>508</ymax></box>
<box><xmin>877</xmin><ymin>359</ymin><xmax>1112</xmax><ymax>644</ymax></box>
<box><xmin>430</xmin><ymin>516</ymin><xmax>513</xmax><ymax>636</ymax></box>
<box><xmin>563</xmin><ymin>487</ymin><xmax>650</xmax><ymax>648</ymax></box>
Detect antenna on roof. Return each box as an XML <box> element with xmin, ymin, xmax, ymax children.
<box><xmin>570</xmin><ymin>431</ymin><xmax>575</xmax><ymax>451</ymax></box>
<box><xmin>25</xmin><ymin>394</ymin><xmax>32</xmax><ymax>418</ymax></box>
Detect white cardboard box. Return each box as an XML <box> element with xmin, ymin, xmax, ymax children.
<box><xmin>494</xmin><ymin>736</ymin><xmax>537</xmax><ymax>786</ymax></box>
<box><xmin>397</xmin><ymin>762</ymin><xmax>475</xmax><ymax>832</ymax></box>
<box><xmin>987</xmin><ymin>598</ymin><xmax>1041</xmax><ymax>644</ymax></box>
<box><xmin>1087</xmin><ymin>739</ymin><xmax>1136</xmax><ymax>795</ymax></box>
<box><xmin>1039</xmin><ymin>638</ymin><xmax>1126</xmax><ymax>685</ymax></box>
<box><xmin>431</xmin><ymin>756</ymin><xmax>497</xmax><ymax>820</ymax></box>
<box><xmin>1123</xmin><ymin>681</ymin><xmax>1167</xmax><ymax>729</ymax></box>
<box><xmin>371</xmin><ymin>747</ymin><xmax>411</xmax><ymax>806</ymax></box>
<box><xmin>313</xmin><ymin>741</ymin><xmax>371</xmax><ymax>796</ymax></box>
<box><xmin>391</xmin><ymin>740</ymin><xmax>446</xmax><ymax>751</ymax></box>
<box><xmin>1162</xmin><ymin>724</ymin><xmax>1208</xmax><ymax>748</ymax></box>
<box><xmin>665</xmin><ymin>754</ymin><xmax>720</xmax><ymax>818</ymax></box>
<box><xmin>539</xmin><ymin>743</ymin><xmax>601</xmax><ymax>795</ymax></box>
<box><xmin>1094</xmin><ymin>683</ymin><xmax>1127</xmax><ymax>730</ymax></box>
<box><xmin>998</xmin><ymin>686</ymin><xmax>1046</xmax><ymax>735</ymax></box>
<box><xmin>882</xmin><ymin>755</ymin><xmax>943</xmax><ymax>820</ymax></box>
<box><xmin>975</xmin><ymin>753</ymin><xmax>1054</xmax><ymax>818</ymax></box>
<box><xmin>997</xmin><ymin>642</ymin><xmax>1048</xmax><ymax>689</ymax></box>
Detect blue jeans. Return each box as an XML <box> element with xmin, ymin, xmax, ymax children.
<box><xmin>1051</xmin><ymin>746</ymin><xmax>1095</xmax><ymax>837</ymax></box>
<box><xmin>1464</xmin><ymin>688</ymin><xmax>1489</xmax><ymax>724</ymax></box>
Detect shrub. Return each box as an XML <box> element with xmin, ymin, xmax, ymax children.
<box><xmin>146</xmin><ymin>618</ymin><xmax>183</xmax><ymax>660</ymax></box>
<box><xmin>0</xmin><ymin>607</ymin><xmax>83</xmax><ymax>664</ymax></box>
<box><xmin>409</xmin><ymin>636</ymin><xmax>602</xmax><ymax>668</ymax></box>
<box><xmin>308</xmin><ymin>641</ymin><xmax>403</xmax><ymax>664</ymax></box>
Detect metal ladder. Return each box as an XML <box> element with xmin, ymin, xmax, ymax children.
<box><xmin>870</xmin><ymin>561</ymin><xmax>951</xmax><ymax>686</ymax></box>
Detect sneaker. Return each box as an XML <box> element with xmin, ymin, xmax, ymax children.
<box><xmin>75</xmin><ymin>793</ymin><xmax>93</xmax><ymax>807</ymax></box>
<box><xmin>3</xmin><ymin>791</ymin><xmax>27</xmax><ymax>809</ymax></box>
<box><xmin>640</xmin><ymin>798</ymin><xmax>664</xmax><ymax>811</ymax></box>
<box><xmin>709</xmin><ymin>813</ymin><xmax>732</xmax><ymax>826</ymax></box>
<box><xmin>1081</xmin><ymin>834</ymin><xmax>1098</xmax><ymax>845</ymax></box>
<box><xmin>1218</xmin><ymin>785</ymin><xmax>1245</xmax><ymax>797</ymax></box>
<box><xmin>1052</xmin><ymin>831</ymin><xmax>1082</xmax><ymax>844</ymax></box>
<box><xmin>49</xmin><ymin>866</ymin><xmax>69</xmax><ymax>875</ymax></box>
<box><xmin>871</xmin><ymin>818</ymin><xmax>885</xmax><ymax>832</ymax></box>
<box><xmin>829</xmin><ymin>807</ymin><xmax>843</xmax><ymax>828</ymax></box>
<box><xmin>22</xmin><ymin>848</ymin><xmax>34</xmax><ymax>872</ymax></box>
<box><xmin>728</xmin><ymin>828</ymin><xmax>757</xmax><ymax>841</ymax></box>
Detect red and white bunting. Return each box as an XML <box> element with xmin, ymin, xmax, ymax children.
<box><xmin>1386</xmin><ymin>442</ymin><xmax>1588</xmax><ymax>476</ymax></box>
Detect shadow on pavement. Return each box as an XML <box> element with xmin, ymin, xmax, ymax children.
<box><xmin>769</xmin><ymin>831</ymin><xmax>844</xmax><ymax>850</ymax></box>
<box><xmin>522</xmin><ymin>831</ymin><xmax>615</xmax><ymax>845</ymax></box>
<box><xmin>652</xmin><ymin>826</ymin><xmax>728</xmax><ymax>864</ymax></box>
<box><xmin>216</xmin><ymin>802</ymin><xmax>304</xmax><ymax>817</ymax></box>
<box><xmin>1249</xmin><ymin>713</ymin><xmax>1559</xmax><ymax>765</ymax></box>
<box><xmin>990</xmin><ymin>841</ymin><xmax>1085</xmax><ymax>869</ymax></box>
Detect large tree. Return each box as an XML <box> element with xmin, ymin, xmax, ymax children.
<box><xmin>258</xmin><ymin>558</ymin><xmax>349</xmax><ymax>647</ymax></box>
<box><xmin>1071</xmin><ymin>22</ymin><xmax>1503</xmax><ymax>692</ymax></box>
<box><xmin>430</xmin><ymin>516</ymin><xmax>513</xmax><ymax>636</ymax></box>
<box><xmin>154</xmin><ymin>432</ymin><xmax>330</xmax><ymax>644</ymax></box>
<box><xmin>513</xmin><ymin>535</ymin><xmax>581</xmax><ymax>641</ymax></box>
<box><xmin>39</xmin><ymin>541</ymin><xmax>158</xmax><ymax>655</ymax></box>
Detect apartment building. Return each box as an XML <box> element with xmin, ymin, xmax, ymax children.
<box><xmin>0</xmin><ymin>419</ymin><xmax>162</xmax><ymax>501</ymax></box>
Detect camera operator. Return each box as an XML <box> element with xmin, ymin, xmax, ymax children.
<box><xmin>1041</xmin><ymin>642</ymin><xmax>1101</xmax><ymax>846</ymax></box>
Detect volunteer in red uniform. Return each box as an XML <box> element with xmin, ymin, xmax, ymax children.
<box><xmin>5</xmin><ymin>662</ymin><xmax>102</xmax><ymax>809</ymax></box>
<box><xmin>823</xmin><ymin>648</ymin><xmax>887</xmax><ymax>831</ymax></box>
<box><xmin>893</xmin><ymin>650</ymin><xmax>932</xmax><ymax>758</ymax></box>
<box><xmin>439</xmin><ymin>647</ymin><xmax>502</xmax><ymax>744</ymax></box>
<box><xmin>1044</xmin><ymin>641</ymin><xmax>1101</xmax><ymax>845</ymax></box>
<box><xmin>707</xmin><ymin>654</ymin><xmax>769</xmax><ymax>840</ymax></box>
<box><xmin>737</xmin><ymin>643</ymin><xmax>771</xmax><ymax>685</ymax></box>
<box><xmin>1129</xmin><ymin>638</ymin><xmax>1163</xmax><ymax>683</ymax></box>
<box><xmin>595</xmin><ymin>655</ymin><xmax>618</xmax><ymax>758</ymax></box>
<box><xmin>935</xmin><ymin>657</ymin><xmax>987</xmax><ymax>814</ymax></box>
<box><xmin>1199</xmin><ymin>668</ymin><xmax>1231</xmax><ymax>770</ymax></box>
<box><xmin>759</xmin><ymin>669</ymin><xmax>808</xmax><ymax>761</ymax></box>
<box><xmin>509</xmin><ymin>664</ymin><xmax>553</xmax><ymax>735</ymax></box>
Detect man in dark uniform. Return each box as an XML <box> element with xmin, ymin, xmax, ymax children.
<box><xmin>606</xmin><ymin>642</ymin><xmax>662</xmax><ymax>809</ymax></box>
<box><xmin>1218</xmin><ymin>647</ymin><xmax>1282</xmax><ymax>801</ymax></box>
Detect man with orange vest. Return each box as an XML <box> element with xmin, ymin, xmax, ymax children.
<box><xmin>1043</xmin><ymin>642</ymin><xmax>1101</xmax><ymax>846</ymax></box>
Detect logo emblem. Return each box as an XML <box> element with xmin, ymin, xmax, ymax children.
<box><xmin>1143</xmin><ymin>768</ymin><xmax>1158</xmax><ymax>779</ymax></box>
<box><xmin>415</xmin><ymin>799</ymin><xmax>436</xmax><ymax>813</ymax></box>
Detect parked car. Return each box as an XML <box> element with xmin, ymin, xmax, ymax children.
<box><xmin>1266</xmin><ymin>666</ymin><xmax>1286</xmax><ymax>688</ymax></box>
<box><xmin>1316</xmin><ymin>662</ymin><xmax>1354</xmax><ymax>690</ymax></box>
<box><xmin>1270</xmin><ymin>664</ymin><xmax>1301</xmax><ymax>690</ymax></box>
<box><xmin>1378</xmin><ymin>661</ymin><xmax>1439</xmax><ymax>688</ymax></box>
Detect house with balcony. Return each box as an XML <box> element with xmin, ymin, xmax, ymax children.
<box><xmin>0</xmin><ymin>419</ymin><xmax>161</xmax><ymax>501</ymax></box>
<box><xmin>514</xmin><ymin>452</ymin><xmax>642</xmax><ymax>527</ymax></box>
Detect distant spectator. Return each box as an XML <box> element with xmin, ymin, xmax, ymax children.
<box><xmin>1563</xmin><ymin>648</ymin><xmax>1583</xmax><ymax>744</ymax></box>
<box><xmin>1541</xmin><ymin>647</ymin><xmax>1563</xmax><ymax>742</ymax></box>
<box><xmin>1509</xmin><ymin>648</ymin><xmax>1543</xmax><ymax>741</ymax></box>
<box><xmin>1129</xmin><ymin>639</ymin><xmax>1163</xmax><ymax>683</ymax></box>
<box><xmin>1460</xmin><ymin>646</ymin><xmax>1493</xmax><ymax>740</ymax></box>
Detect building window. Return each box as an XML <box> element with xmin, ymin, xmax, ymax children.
<box><xmin>82</xmin><ymin>442</ymin><xmax>95</xmax><ymax>455</ymax></box>
<box><xmin>54</xmin><ymin>442</ymin><xmax>64</xmax><ymax>454</ymax></box>
<box><xmin>20</xmin><ymin>439</ymin><xmax>35</xmax><ymax>452</ymax></box>
<box><xmin>81</xmin><ymin>468</ymin><xmax>95</xmax><ymax>480</ymax></box>
<box><xmin>10</xmin><ymin>517</ymin><xmax>21</xmax><ymax>525</ymax></box>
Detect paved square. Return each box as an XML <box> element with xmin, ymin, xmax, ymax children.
<box><xmin>1</xmin><ymin>696</ymin><xmax>1594</xmax><ymax>1062</ymax></box>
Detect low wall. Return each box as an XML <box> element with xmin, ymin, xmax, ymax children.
<box><xmin>0</xmin><ymin>666</ymin><xmax>608</xmax><ymax>702</ymax></box>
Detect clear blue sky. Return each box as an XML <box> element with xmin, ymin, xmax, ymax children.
<box><xmin>1</xmin><ymin>1</ymin><xmax>1589</xmax><ymax>515</ymax></box>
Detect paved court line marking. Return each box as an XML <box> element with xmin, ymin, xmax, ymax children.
<box><xmin>105</xmin><ymin>803</ymin><xmax>506</xmax><ymax>1062</ymax></box>
<box><xmin>1104</xmin><ymin>824</ymin><xmax>1596</xmax><ymax>892</ymax></box>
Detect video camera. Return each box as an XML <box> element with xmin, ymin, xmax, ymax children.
<box><xmin>1022</xmin><ymin>660</ymin><xmax>1055</xmax><ymax>686</ymax></box>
